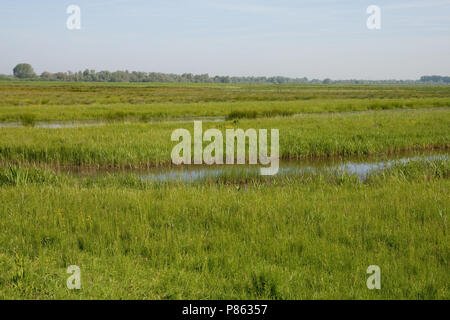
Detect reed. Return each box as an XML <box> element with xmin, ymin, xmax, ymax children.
<box><xmin>0</xmin><ymin>160</ymin><xmax>448</xmax><ymax>299</ymax></box>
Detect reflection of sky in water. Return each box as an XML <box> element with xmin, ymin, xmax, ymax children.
<box><xmin>142</xmin><ymin>154</ymin><xmax>448</xmax><ymax>183</ymax></box>
<box><xmin>0</xmin><ymin>117</ymin><xmax>225</xmax><ymax>129</ymax></box>
<box><xmin>0</xmin><ymin>122</ymin><xmax>21</xmax><ymax>128</ymax></box>
<box><xmin>36</xmin><ymin>123</ymin><xmax>106</xmax><ymax>129</ymax></box>
<box><xmin>0</xmin><ymin>121</ymin><xmax>107</xmax><ymax>129</ymax></box>
<box><xmin>338</xmin><ymin>155</ymin><xmax>447</xmax><ymax>179</ymax></box>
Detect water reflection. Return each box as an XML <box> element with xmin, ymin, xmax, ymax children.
<box><xmin>142</xmin><ymin>153</ymin><xmax>448</xmax><ymax>182</ymax></box>
<box><xmin>0</xmin><ymin>116</ymin><xmax>225</xmax><ymax>129</ymax></box>
<box><xmin>52</xmin><ymin>150</ymin><xmax>448</xmax><ymax>183</ymax></box>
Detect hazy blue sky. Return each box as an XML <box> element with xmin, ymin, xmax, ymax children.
<box><xmin>1</xmin><ymin>0</ymin><xmax>449</xmax><ymax>79</ymax></box>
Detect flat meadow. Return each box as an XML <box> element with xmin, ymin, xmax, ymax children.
<box><xmin>0</xmin><ymin>81</ymin><xmax>448</xmax><ymax>299</ymax></box>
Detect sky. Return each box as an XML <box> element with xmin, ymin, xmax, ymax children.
<box><xmin>0</xmin><ymin>0</ymin><xmax>449</xmax><ymax>80</ymax></box>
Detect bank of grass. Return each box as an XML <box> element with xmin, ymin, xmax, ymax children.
<box><xmin>3</xmin><ymin>82</ymin><xmax>450</xmax><ymax>107</ymax></box>
<box><xmin>0</xmin><ymin>108</ymin><xmax>448</xmax><ymax>167</ymax></box>
<box><xmin>0</xmin><ymin>160</ymin><xmax>448</xmax><ymax>299</ymax></box>
<box><xmin>0</xmin><ymin>82</ymin><xmax>449</xmax><ymax>300</ymax></box>
<box><xmin>0</xmin><ymin>82</ymin><xmax>449</xmax><ymax>122</ymax></box>
<box><xmin>0</xmin><ymin>98</ymin><xmax>448</xmax><ymax>123</ymax></box>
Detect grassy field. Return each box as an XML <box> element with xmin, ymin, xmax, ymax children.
<box><xmin>0</xmin><ymin>82</ymin><xmax>449</xmax><ymax>299</ymax></box>
<box><xmin>0</xmin><ymin>161</ymin><xmax>448</xmax><ymax>299</ymax></box>
<box><xmin>0</xmin><ymin>108</ymin><xmax>448</xmax><ymax>167</ymax></box>
<box><xmin>0</xmin><ymin>82</ymin><xmax>449</xmax><ymax>122</ymax></box>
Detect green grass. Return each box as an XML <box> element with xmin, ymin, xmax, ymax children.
<box><xmin>0</xmin><ymin>82</ymin><xmax>449</xmax><ymax>122</ymax></box>
<box><xmin>19</xmin><ymin>113</ymin><xmax>36</xmax><ymax>126</ymax></box>
<box><xmin>0</xmin><ymin>108</ymin><xmax>448</xmax><ymax>167</ymax></box>
<box><xmin>0</xmin><ymin>97</ymin><xmax>448</xmax><ymax>123</ymax></box>
<box><xmin>0</xmin><ymin>82</ymin><xmax>449</xmax><ymax>300</ymax></box>
<box><xmin>0</xmin><ymin>160</ymin><xmax>448</xmax><ymax>299</ymax></box>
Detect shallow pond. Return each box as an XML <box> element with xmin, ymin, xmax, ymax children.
<box><xmin>55</xmin><ymin>150</ymin><xmax>448</xmax><ymax>183</ymax></box>
<box><xmin>0</xmin><ymin>116</ymin><xmax>225</xmax><ymax>129</ymax></box>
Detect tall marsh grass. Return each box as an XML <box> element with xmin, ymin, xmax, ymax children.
<box><xmin>0</xmin><ymin>160</ymin><xmax>448</xmax><ymax>299</ymax></box>
<box><xmin>0</xmin><ymin>82</ymin><xmax>449</xmax><ymax>122</ymax></box>
<box><xmin>0</xmin><ymin>109</ymin><xmax>448</xmax><ymax>167</ymax></box>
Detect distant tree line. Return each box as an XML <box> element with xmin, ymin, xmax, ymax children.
<box><xmin>39</xmin><ymin>69</ymin><xmax>311</xmax><ymax>84</ymax></box>
<box><xmin>2</xmin><ymin>63</ymin><xmax>449</xmax><ymax>85</ymax></box>
<box><xmin>420</xmin><ymin>76</ymin><xmax>450</xmax><ymax>84</ymax></box>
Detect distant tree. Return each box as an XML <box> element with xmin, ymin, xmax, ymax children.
<box><xmin>40</xmin><ymin>72</ymin><xmax>53</xmax><ymax>80</ymax></box>
<box><xmin>55</xmin><ymin>72</ymin><xmax>67</xmax><ymax>81</ymax></box>
<box><xmin>420</xmin><ymin>75</ymin><xmax>450</xmax><ymax>84</ymax></box>
<box><xmin>322</xmin><ymin>78</ymin><xmax>332</xmax><ymax>84</ymax></box>
<box><xmin>13</xmin><ymin>63</ymin><xmax>36</xmax><ymax>79</ymax></box>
